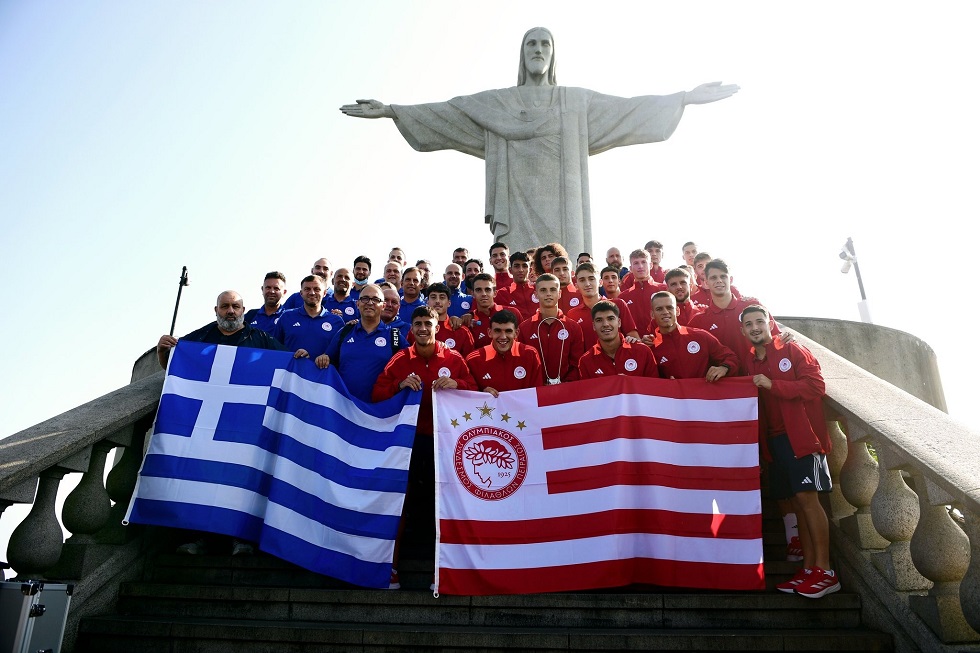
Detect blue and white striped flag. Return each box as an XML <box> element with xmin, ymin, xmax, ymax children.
<box><xmin>124</xmin><ymin>341</ymin><xmax>420</xmax><ymax>588</ymax></box>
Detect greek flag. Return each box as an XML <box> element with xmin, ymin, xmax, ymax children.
<box><xmin>124</xmin><ymin>341</ymin><xmax>420</xmax><ymax>588</ymax></box>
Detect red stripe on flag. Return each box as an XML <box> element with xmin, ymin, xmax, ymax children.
<box><xmin>438</xmin><ymin>558</ymin><xmax>766</xmax><ymax>595</ymax></box>
<box><xmin>440</xmin><ymin>509</ymin><xmax>762</xmax><ymax>545</ymax></box>
<box><xmin>546</xmin><ymin>461</ymin><xmax>759</xmax><ymax>494</ymax></box>
<box><xmin>535</xmin><ymin>375</ymin><xmax>757</xmax><ymax>407</ymax></box>
<box><xmin>541</xmin><ymin>416</ymin><xmax>758</xmax><ymax>449</ymax></box>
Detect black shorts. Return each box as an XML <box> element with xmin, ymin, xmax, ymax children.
<box><xmin>768</xmin><ymin>433</ymin><xmax>831</xmax><ymax>500</ymax></box>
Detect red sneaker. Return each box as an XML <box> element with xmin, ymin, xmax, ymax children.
<box><xmin>794</xmin><ymin>567</ymin><xmax>840</xmax><ymax>598</ymax></box>
<box><xmin>776</xmin><ymin>567</ymin><xmax>810</xmax><ymax>594</ymax></box>
<box><xmin>786</xmin><ymin>536</ymin><xmax>803</xmax><ymax>562</ymax></box>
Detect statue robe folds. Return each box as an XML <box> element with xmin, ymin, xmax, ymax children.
<box><xmin>390</xmin><ymin>87</ymin><xmax>685</xmax><ymax>255</ymax></box>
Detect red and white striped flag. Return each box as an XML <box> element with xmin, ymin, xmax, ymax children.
<box><xmin>433</xmin><ymin>375</ymin><xmax>763</xmax><ymax>595</ymax></box>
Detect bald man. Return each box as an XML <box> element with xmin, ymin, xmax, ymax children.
<box><xmin>156</xmin><ymin>290</ymin><xmax>285</xmax><ymax>369</ymax></box>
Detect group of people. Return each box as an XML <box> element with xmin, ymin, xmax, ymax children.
<box><xmin>155</xmin><ymin>238</ymin><xmax>838</xmax><ymax>598</ymax></box>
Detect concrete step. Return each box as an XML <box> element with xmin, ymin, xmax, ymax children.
<box><xmin>77</xmin><ymin>615</ymin><xmax>893</xmax><ymax>652</ymax></box>
<box><xmin>152</xmin><ymin>551</ymin><xmax>805</xmax><ymax>587</ymax></box>
<box><xmin>115</xmin><ymin>583</ymin><xmax>866</xmax><ymax>630</ymax></box>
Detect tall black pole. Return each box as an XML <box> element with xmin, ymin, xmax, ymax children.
<box><xmin>169</xmin><ymin>266</ymin><xmax>190</xmax><ymax>337</ymax></box>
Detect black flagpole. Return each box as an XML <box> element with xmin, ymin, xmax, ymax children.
<box><xmin>169</xmin><ymin>266</ymin><xmax>190</xmax><ymax>336</ymax></box>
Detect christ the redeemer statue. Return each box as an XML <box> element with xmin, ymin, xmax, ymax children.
<box><xmin>340</xmin><ymin>27</ymin><xmax>738</xmax><ymax>256</ymax></box>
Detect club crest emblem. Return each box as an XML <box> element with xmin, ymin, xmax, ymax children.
<box><xmin>624</xmin><ymin>358</ymin><xmax>637</xmax><ymax>372</ymax></box>
<box><xmin>445</xmin><ymin>338</ymin><xmax>457</xmax><ymax>348</ymax></box>
<box><xmin>687</xmin><ymin>341</ymin><xmax>701</xmax><ymax>354</ymax></box>
<box><xmin>461</xmin><ymin>301</ymin><xmax>471</xmax><ymax>309</ymax></box>
<box><xmin>454</xmin><ymin>426</ymin><xmax>528</xmax><ymax>501</ymax></box>
<box><xmin>375</xmin><ymin>337</ymin><xmax>387</xmax><ymax>347</ymax></box>
<box><xmin>779</xmin><ymin>358</ymin><xmax>792</xmax><ymax>372</ymax></box>
<box><xmin>557</xmin><ymin>329</ymin><xmax>569</xmax><ymax>340</ymax></box>
<box><xmin>345</xmin><ymin>306</ymin><xmax>355</xmax><ymax>316</ymax></box>
<box><xmin>438</xmin><ymin>367</ymin><xmax>451</xmax><ymax>377</ymax></box>
<box><xmin>532</xmin><ymin>295</ymin><xmax>539</xmax><ymax>303</ymax></box>
<box><xmin>569</xmin><ymin>297</ymin><xmax>580</xmax><ymax>307</ymax></box>
<box><xmin>321</xmin><ymin>322</ymin><xmax>333</xmax><ymax>331</ymax></box>
<box><xmin>513</xmin><ymin>366</ymin><xmax>526</xmax><ymax>379</ymax></box>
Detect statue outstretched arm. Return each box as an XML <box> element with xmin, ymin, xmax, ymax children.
<box><xmin>683</xmin><ymin>82</ymin><xmax>740</xmax><ymax>105</ymax></box>
<box><xmin>339</xmin><ymin>99</ymin><xmax>395</xmax><ymax>119</ymax></box>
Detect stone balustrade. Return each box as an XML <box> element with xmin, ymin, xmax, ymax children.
<box><xmin>0</xmin><ymin>372</ymin><xmax>162</xmax><ymax>580</ymax></box>
<box><xmin>800</xmin><ymin>330</ymin><xmax>980</xmax><ymax>649</ymax></box>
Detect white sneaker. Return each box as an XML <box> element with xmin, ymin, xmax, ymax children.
<box><xmin>231</xmin><ymin>539</ymin><xmax>255</xmax><ymax>556</ymax></box>
<box><xmin>176</xmin><ymin>539</ymin><xmax>207</xmax><ymax>555</ymax></box>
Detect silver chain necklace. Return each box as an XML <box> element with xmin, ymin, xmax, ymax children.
<box><xmin>535</xmin><ymin>316</ymin><xmax>567</xmax><ymax>385</ymax></box>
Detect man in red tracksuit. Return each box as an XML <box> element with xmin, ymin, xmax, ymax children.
<box><xmin>518</xmin><ymin>274</ymin><xmax>584</xmax><ymax>385</ymax></box>
<box><xmin>663</xmin><ymin>267</ymin><xmax>705</xmax><ymax>327</ymax></box>
<box><xmin>647</xmin><ymin>291</ymin><xmax>737</xmax><ymax>380</ymax></box>
<box><xmin>372</xmin><ymin>306</ymin><xmax>476</xmax><ymax>589</ymax></box>
<box><xmin>566</xmin><ymin>262</ymin><xmax>638</xmax><ymax>350</ymax></box>
<box><xmin>688</xmin><ymin>258</ymin><xmax>777</xmax><ymax>372</ymax></box>
<box><xmin>741</xmin><ymin>304</ymin><xmax>838</xmax><ymax>599</ymax></box>
<box><xmin>466</xmin><ymin>310</ymin><xmax>543</xmax><ymax>396</ymax></box>
<box><xmin>495</xmin><ymin>251</ymin><xmax>537</xmax><ymax>318</ymax></box>
<box><xmin>578</xmin><ymin>300</ymin><xmax>659</xmax><ymax>379</ymax></box>
<box><xmin>413</xmin><ymin>282</ymin><xmax>475</xmax><ymax>358</ymax></box>
<box><xmin>466</xmin><ymin>273</ymin><xmax>523</xmax><ymax>349</ymax></box>
<box><xmin>620</xmin><ymin>248</ymin><xmax>667</xmax><ymax>330</ymax></box>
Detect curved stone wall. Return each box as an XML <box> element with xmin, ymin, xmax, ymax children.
<box><xmin>777</xmin><ymin>316</ymin><xmax>947</xmax><ymax>411</ymax></box>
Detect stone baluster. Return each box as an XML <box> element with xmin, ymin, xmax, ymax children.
<box><xmin>907</xmin><ymin>475</ymin><xmax>978</xmax><ymax>642</ymax></box>
<box><xmin>6</xmin><ymin>447</ymin><xmax>92</xmax><ymax>579</ymax></box>
<box><xmin>825</xmin><ymin>419</ymin><xmax>855</xmax><ymax>522</ymax></box>
<box><xmin>0</xmin><ymin>478</ymin><xmax>39</xmax><ymax>525</ymax></box>
<box><xmin>837</xmin><ymin>423</ymin><xmax>888</xmax><ymax>549</ymax></box>
<box><xmin>7</xmin><ymin>471</ymin><xmax>69</xmax><ymax>579</ymax></box>
<box><xmin>960</xmin><ymin>509</ymin><xmax>980</xmax><ymax>637</ymax></box>
<box><xmin>62</xmin><ymin>441</ymin><xmax>115</xmax><ymax>537</ymax></box>
<box><xmin>101</xmin><ymin>417</ymin><xmax>151</xmax><ymax>544</ymax></box>
<box><xmin>869</xmin><ymin>445</ymin><xmax>931</xmax><ymax>591</ymax></box>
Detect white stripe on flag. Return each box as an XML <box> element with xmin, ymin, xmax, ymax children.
<box><xmin>262</xmin><ymin>407</ymin><xmax>414</xmax><ymax>471</ymax></box>
<box><xmin>440</xmin><ymin>532</ymin><xmax>764</xmax><ymax>569</ymax></box>
<box><xmin>272</xmin><ymin>369</ymin><xmax>419</xmax><ymax>429</ymax></box>
<box><xmin>532</xmin><ymin>394</ymin><xmax>758</xmax><ymax>428</ymax></box>
<box><xmin>551</xmin><ymin>439</ymin><xmax>759</xmax><ymax>469</ymax></box>
<box><xmin>133</xmin><ymin>477</ymin><xmax>396</xmax><ymax>563</ymax></box>
<box><xmin>144</xmin><ymin>434</ymin><xmax>408</xmax><ymax>515</ymax></box>
<box><xmin>438</xmin><ymin>484</ymin><xmax>760</xmax><ymax>521</ymax></box>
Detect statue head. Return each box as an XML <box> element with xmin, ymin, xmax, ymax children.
<box><xmin>517</xmin><ymin>27</ymin><xmax>557</xmax><ymax>86</ymax></box>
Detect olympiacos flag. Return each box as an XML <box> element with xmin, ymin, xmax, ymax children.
<box><xmin>433</xmin><ymin>375</ymin><xmax>763</xmax><ymax>595</ymax></box>
<box><xmin>125</xmin><ymin>341</ymin><xmax>420</xmax><ymax>589</ymax></box>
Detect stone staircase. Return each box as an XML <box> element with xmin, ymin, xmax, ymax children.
<box><xmin>74</xmin><ymin>513</ymin><xmax>894</xmax><ymax>652</ymax></box>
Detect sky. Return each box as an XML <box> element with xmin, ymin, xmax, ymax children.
<box><xmin>2</xmin><ymin>0</ymin><xmax>979</xmax><ymax>447</ymax></box>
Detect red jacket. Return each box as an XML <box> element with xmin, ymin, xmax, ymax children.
<box><xmin>559</xmin><ymin>284</ymin><xmax>582</xmax><ymax>315</ymax></box>
<box><xmin>495</xmin><ymin>281</ymin><xmax>537</xmax><ymax>319</ymax></box>
<box><xmin>651</xmin><ymin>325</ymin><xmax>738</xmax><ymax>380</ymax></box>
<box><xmin>372</xmin><ymin>342</ymin><xmax>475</xmax><ymax>434</ymax></box>
<box><xmin>640</xmin><ymin>300</ymin><xmax>704</xmax><ymax>337</ymax></box>
<box><xmin>465</xmin><ymin>342</ymin><xmax>543</xmax><ymax>393</ymax></box>
<box><xmin>688</xmin><ymin>294</ymin><xmax>777</xmax><ymax>372</ymax></box>
<box><xmin>578</xmin><ymin>338</ymin><xmax>660</xmax><ymax>380</ymax></box>
<box><xmin>745</xmin><ymin>338</ymin><xmax>830</xmax><ymax>459</ymax></box>
<box><xmin>518</xmin><ymin>311</ymin><xmax>585</xmax><ymax>383</ymax></box>
<box><xmin>408</xmin><ymin>318</ymin><xmax>475</xmax><ymax>358</ymax></box>
<box><xmin>566</xmin><ymin>298</ymin><xmax>638</xmax><ymax>350</ymax></box>
<box><xmin>466</xmin><ymin>304</ymin><xmax>524</xmax><ymax>349</ymax></box>
<box><xmin>621</xmin><ymin>279</ymin><xmax>667</xmax><ymax>332</ymax></box>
